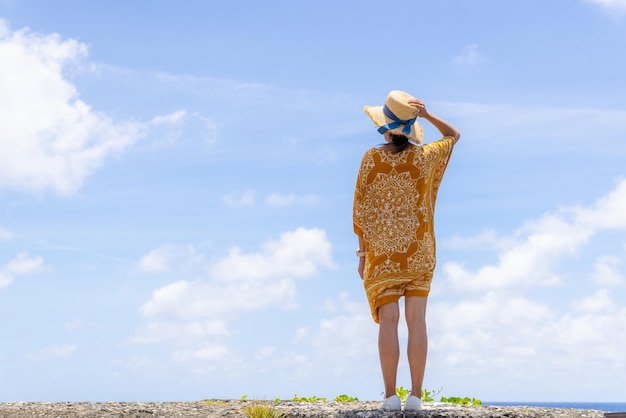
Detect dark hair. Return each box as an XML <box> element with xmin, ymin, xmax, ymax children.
<box><xmin>381</xmin><ymin>133</ymin><xmax>411</xmax><ymax>154</ymax></box>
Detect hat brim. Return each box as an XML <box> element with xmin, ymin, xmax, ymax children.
<box><xmin>364</xmin><ymin>105</ymin><xmax>423</xmax><ymax>144</ymax></box>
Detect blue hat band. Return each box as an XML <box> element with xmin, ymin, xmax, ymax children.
<box><xmin>376</xmin><ymin>105</ymin><xmax>416</xmax><ymax>136</ymax></box>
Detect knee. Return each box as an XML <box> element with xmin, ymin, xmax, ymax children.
<box><xmin>378</xmin><ymin>304</ymin><xmax>400</xmax><ymax>325</ymax></box>
<box><xmin>406</xmin><ymin>314</ymin><xmax>426</xmax><ymax>329</ymax></box>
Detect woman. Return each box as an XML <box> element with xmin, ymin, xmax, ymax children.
<box><xmin>353</xmin><ymin>90</ymin><xmax>460</xmax><ymax>411</ymax></box>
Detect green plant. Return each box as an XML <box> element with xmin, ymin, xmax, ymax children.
<box><xmin>241</xmin><ymin>395</ymin><xmax>249</xmax><ymax>401</ymax></box>
<box><xmin>440</xmin><ymin>396</ymin><xmax>482</xmax><ymax>406</ymax></box>
<box><xmin>421</xmin><ymin>389</ymin><xmax>433</xmax><ymax>402</ymax></box>
<box><xmin>395</xmin><ymin>386</ymin><xmax>410</xmax><ymax>403</ymax></box>
<box><xmin>243</xmin><ymin>404</ymin><xmax>284</xmax><ymax>418</ymax></box>
<box><xmin>421</xmin><ymin>387</ymin><xmax>442</xmax><ymax>402</ymax></box>
<box><xmin>334</xmin><ymin>394</ymin><xmax>359</xmax><ymax>402</ymax></box>
<box><xmin>291</xmin><ymin>394</ymin><xmax>327</xmax><ymax>402</ymax></box>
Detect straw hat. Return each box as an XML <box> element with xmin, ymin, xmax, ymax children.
<box><xmin>364</xmin><ymin>90</ymin><xmax>423</xmax><ymax>144</ymax></box>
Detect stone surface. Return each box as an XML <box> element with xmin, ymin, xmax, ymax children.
<box><xmin>0</xmin><ymin>400</ymin><xmax>607</xmax><ymax>417</ymax></box>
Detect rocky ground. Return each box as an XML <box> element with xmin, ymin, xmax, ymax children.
<box><xmin>0</xmin><ymin>400</ymin><xmax>610</xmax><ymax>418</ymax></box>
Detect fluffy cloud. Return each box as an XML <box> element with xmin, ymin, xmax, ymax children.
<box><xmin>210</xmin><ymin>227</ymin><xmax>334</xmax><ymax>281</ymax></box>
<box><xmin>140</xmin><ymin>278</ymin><xmax>298</xmax><ymax>321</ymax></box>
<box><xmin>0</xmin><ymin>21</ymin><xmax>145</xmax><ymax>194</ymax></box>
<box><xmin>0</xmin><ymin>252</ymin><xmax>44</xmax><ymax>289</ymax></box>
<box><xmin>591</xmin><ymin>255</ymin><xmax>624</xmax><ymax>286</ymax></box>
<box><xmin>427</xmin><ymin>289</ymin><xmax>626</xmax><ymax>377</ymax></box>
<box><xmin>138</xmin><ymin>244</ymin><xmax>206</xmax><ymax>273</ymax></box>
<box><xmin>136</xmin><ymin>228</ymin><xmax>334</xmax><ymax>344</ymax></box>
<box><xmin>443</xmin><ymin>179</ymin><xmax>626</xmax><ymax>291</ymax></box>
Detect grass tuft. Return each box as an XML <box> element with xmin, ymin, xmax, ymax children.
<box><xmin>243</xmin><ymin>404</ymin><xmax>284</xmax><ymax>418</ymax></box>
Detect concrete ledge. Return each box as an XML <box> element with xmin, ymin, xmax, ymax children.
<box><xmin>0</xmin><ymin>401</ymin><xmax>610</xmax><ymax>418</ymax></box>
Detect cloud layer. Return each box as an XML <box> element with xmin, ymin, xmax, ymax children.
<box><xmin>0</xmin><ymin>21</ymin><xmax>144</xmax><ymax>194</ymax></box>
<box><xmin>135</xmin><ymin>228</ymin><xmax>334</xmax><ymax>345</ymax></box>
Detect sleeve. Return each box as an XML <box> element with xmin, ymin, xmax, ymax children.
<box><xmin>352</xmin><ymin>152</ymin><xmax>368</xmax><ymax>237</ymax></box>
<box><xmin>428</xmin><ymin>137</ymin><xmax>456</xmax><ymax>197</ymax></box>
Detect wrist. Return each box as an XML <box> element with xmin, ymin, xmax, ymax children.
<box><xmin>356</xmin><ymin>249</ymin><xmax>366</xmax><ymax>257</ymax></box>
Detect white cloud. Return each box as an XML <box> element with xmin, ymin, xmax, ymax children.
<box><xmin>572</xmin><ymin>288</ymin><xmax>615</xmax><ymax>313</ymax></box>
<box><xmin>572</xmin><ymin>178</ymin><xmax>626</xmax><ymax>230</ymax></box>
<box><xmin>4</xmin><ymin>252</ymin><xmax>44</xmax><ymax>274</ymax></box>
<box><xmin>265</xmin><ymin>193</ymin><xmax>319</xmax><ymax>207</ymax></box>
<box><xmin>453</xmin><ymin>44</ymin><xmax>483</xmax><ymax>65</ymax></box>
<box><xmin>147</xmin><ymin>110</ymin><xmax>217</xmax><ymax>148</ymax></box>
<box><xmin>136</xmin><ymin>228</ymin><xmax>334</xmax><ymax>344</ymax></box>
<box><xmin>210</xmin><ymin>227</ymin><xmax>334</xmax><ymax>281</ymax></box>
<box><xmin>287</xmin><ymin>293</ymin><xmax>379</xmax><ymax>383</ymax></box>
<box><xmin>138</xmin><ymin>244</ymin><xmax>206</xmax><ymax>273</ymax></box>
<box><xmin>591</xmin><ymin>255</ymin><xmax>624</xmax><ymax>286</ymax></box>
<box><xmin>0</xmin><ymin>252</ymin><xmax>44</xmax><ymax>289</ymax></box>
<box><xmin>140</xmin><ymin>277</ymin><xmax>297</xmax><ymax>323</ymax></box>
<box><xmin>221</xmin><ymin>190</ymin><xmax>256</xmax><ymax>207</ymax></box>
<box><xmin>428</xmin><ymin>289</ymin><xmax>626</xmax><ymax>376</ymax></box>
<box><xmin>443</xmin><ymin>179</ymin><xmax>626</xmax><ymax>291</ymax></box>
<box><xmin>0</xmin><ymin>21</ymin><xmax>155</xmax><ymax>195</ymax></box>
<box><xmin>585</xmin><ymin>0</ymin><xmax>626</xmax><ymax>16</ymax></box>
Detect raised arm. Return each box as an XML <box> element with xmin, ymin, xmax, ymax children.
<box><xmin>408</xmin><ymin>98</ymin><xmax>460</xmax><ymax>142</ymax></box>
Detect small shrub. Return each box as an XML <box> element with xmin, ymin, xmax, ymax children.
<box><xmin>292</xmin><ymin>394</ymin><xmax>327</xmax><ymax>402</ymax></box>
<box><xmin>421</xmin><ymin>387</ymin><xmax>442</xmax><ymax>402</ymax></box>
<box><xmin>334</xmin><ymin>394</ymin><xmax>359</xmax><ymax>402</ymax></box>
<box><xmin>421</xmin><ymin>389</ymin><xmax>434</xmax><ymax>402</ymax></box>
<box><xmin>395</xmin><ymin>386</ymin><xmax>410</xmax><ymax>403</ymax></box>
<box><xmin>440</xmin><ymin>396</ymin><xmax>482</xmax><ymax>406</ymax></box>
<box><xmin>243</xmin><ymin>404</ymin><xmax>284</xmax><ymax>418</ymax></box>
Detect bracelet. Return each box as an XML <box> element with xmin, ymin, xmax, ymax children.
<box><xmin>356</xmin><ymin>249</ymin><xmax>366</xmax><ymax>257</ymax></box>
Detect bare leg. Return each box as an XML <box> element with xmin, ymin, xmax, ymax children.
<box><xmin>405</xmin><ymin>296</ymin><xmax>428</xmax><ymax>398</ymax></box>
<box><xmin>378</xmin><ymin>302</ymin><xmax>400</xmax><ymax>398</ymax></box>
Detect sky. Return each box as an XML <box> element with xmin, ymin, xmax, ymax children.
<box><xmin>1</xmin><ymin>0</ymin><xmax>625</xmax><ymax>404</ymax></box>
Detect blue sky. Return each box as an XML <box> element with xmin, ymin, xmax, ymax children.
<box><xmin>1</xmin><ymin>0</ymin><xmax>625</xmax><ymax>403</ymax></box>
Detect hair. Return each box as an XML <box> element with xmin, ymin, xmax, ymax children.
<box><xmin>381</xmin><ymin>133</ymin><xmax>411</xmax><ymax>153</ymax></box>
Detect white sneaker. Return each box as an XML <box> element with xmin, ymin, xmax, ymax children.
<box><xmin>404</xmin><ymin>395</ymin><xmax>422</xmax><ymax>411</ymax></box>
<box><xmin>380</xmin><ymin>394</ymin><xmax>402</xmax><ymax>411</ymax></box>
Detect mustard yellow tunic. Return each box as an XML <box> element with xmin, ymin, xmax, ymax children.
<box><xmin>353</xmin><ymin>137</ymin><xmax>456</xmax><ymax>323</ymax></box>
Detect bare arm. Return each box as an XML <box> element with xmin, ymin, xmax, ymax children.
<box><xmin>357</xmin><ymin>235</ymin><xmax>365</xmax><ymax>280</ymax></box>
<box><xmin>408</xmin><ymin>99</ymin><xmax>461</xmax><ymax>142</ymax></box>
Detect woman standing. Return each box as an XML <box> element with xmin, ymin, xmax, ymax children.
<box><xmin>353</xmin><ymin>90</ymin><xmax>460</xmax><ymax>411</ymax></box>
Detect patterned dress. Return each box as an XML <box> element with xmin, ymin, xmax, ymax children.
<box><xmin>353</xmin><ymin>137</ymin><xmax>456</xmax><ymax>323</ymax></box>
